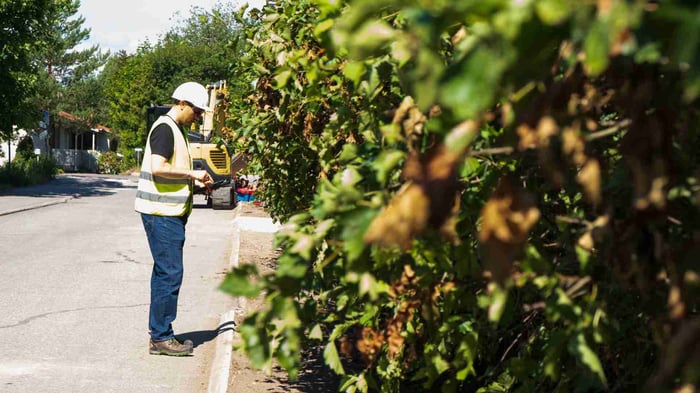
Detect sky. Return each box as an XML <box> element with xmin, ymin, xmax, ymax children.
<box><xmin>77</xmin><ymin>0</ymin><xmax>267</xmax><ymax>54</ymax></box>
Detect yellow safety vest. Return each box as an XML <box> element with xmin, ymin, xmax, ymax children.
<box><xmin>134</xmin><ymin>115</ymin><xmax>193</xmax><ymax>217</ymax></box>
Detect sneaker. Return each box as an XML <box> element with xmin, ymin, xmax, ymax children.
<box><xmin>149</xmin><ymin>338</ymin><xmax>194</xmax><ymax>356</ymax></box>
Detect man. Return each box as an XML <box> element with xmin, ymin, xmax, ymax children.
<box><xmin>135</xmin><ymin>81</ymin><xmax>213</xmax><ymax>356</ymax></box>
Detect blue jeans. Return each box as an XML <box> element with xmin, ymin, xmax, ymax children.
<box><xmin>140</xmin><ymin>213</ymin><xmax>188</xmax><ymax>342</ymax></box>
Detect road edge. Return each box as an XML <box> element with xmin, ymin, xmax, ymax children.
<box><xmin>207</xmin><ymin>203</ymin><xmax>242</xmax><ymax>393</ymax></box>
<box><xmin>0</xmin><ymin>196</ymin><xmax>73</xmax><ymax>217</ymax></box>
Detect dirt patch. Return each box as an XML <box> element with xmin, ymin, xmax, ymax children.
<box><xmin>228</xmin><ymin>204</ymin><xmax>340</xmax><ymax>392</ymax></box>
<box><xmin>236</xmin><ymin>201</ymin><xmax>273</xmax><ymax>218</ymax></box>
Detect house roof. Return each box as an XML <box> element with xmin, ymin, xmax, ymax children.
<box><xmin>58</xmin><ymin>111</ymin><xmax>81</xmax><ymax>122</ymax></box>
<box><xmin>57</xmin><ymin>111</ymin><xmax>112</xmax><ymax>133</ymax></box>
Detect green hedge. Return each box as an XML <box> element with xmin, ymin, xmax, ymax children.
<box><xmin>0</xmin><ymin>153</ymin><xmax>59</xmax><ymax>188</ymax></box>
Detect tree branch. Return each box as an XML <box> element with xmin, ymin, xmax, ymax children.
<box><xmin>586</xmin><ymin>119</ymin><xmax>631</xmax><ymax>141</ymax></box>
<box><xmin>467</xmin><ymin>146</ymin><xmax>515</xmax><ymax>157</ymax></box>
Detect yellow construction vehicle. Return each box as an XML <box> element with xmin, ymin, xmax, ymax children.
<box><xmin>145</xmin><ymin>80</ymin><xmax>246</xmax><ymax>209</ymax></box>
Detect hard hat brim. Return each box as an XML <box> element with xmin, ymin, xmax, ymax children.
<box><xmin>192</xmin><ymin>104</ymin><xmax>212</xmax><ymax>112</ymax></box>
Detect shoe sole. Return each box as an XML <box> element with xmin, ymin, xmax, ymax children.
<box><xmin>149</xmin><ymin>349</ymin><xmax>193</xmax><ymax>356</ymax></box>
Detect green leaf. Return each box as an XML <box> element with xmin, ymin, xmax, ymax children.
<box><xmin>445</xmin><ymin>120</ymin><xmax>479</xmax><ymax>154</ymax></box>
<box><xmin>440</xmin><ymin>46</ymin><xmax>511</xmax><ymax>119</ymax></box>
<box><xmin>324</xmin><ymin>341</ymin><xmax>346</xmax><ymax>375</ymax></box>
<box><xmin>568</xmin><ymin>333</ymin><xmax>608</xmax><ymax>387</ymax></box>
<box><xmin>359</xmin><ymin>272</ymin><xmax>375</xmax><ymax>298</ymax></box>
<box><xmin>535</xmin><ymin>0</ymin><xmax>573</xmax><ymax>25</ymax></box>
<box><xmin>291</xmin><ymin>234</ymin><xmax>315</xmax><ymax>260</ymax></box>
<box><xmin>274</xmin><ymin>69</ymin><xmax>294</xmax><ymax>88</ymax></box>
<box><xmin>309</xmin><ymin>324</ymin><xmax>324</xmax><ymax>340</ymax></box>
<box><xmin>455</xmin><ymin>338</ymin><xmax>477</xmax><ymax>380</ymax></box>
<box><xmin>488</xmin><ymin>284</ymin><xmax>508</xmax><ymax>322</ymax></box>
<box><xmin>276</xmin><ymin>257</ymin><xmax>308</xmax><ymax>279</ymax></box>
<box><xmin>583</xmin><ymin>20</ymin><xmax>610</xmax><ymax>76</ymax></box>
<box><xmin>432</xmin><ymin>355</ymin><xmax>450</xmax><ymax>375</ymax></box>
<box><xmin>544</xmin><ymin>332</ymin><xmax>566</xmax><ymax>379</ymax></box>
<box><xmin>343</xmin><ymin>61</ymin><xmax>366</xmax><ymax>86</ymax></box>
<box><xmin>239</xmin><ymin>322</ymin><xmax>270</xmax><ymax>369</ymax></box>
<box><xmin>460</xmin><ymin>157</ymin><xmax>481</xmax><ymax>178</ymax></box>
<box><xmin>634</xmin><ymin>42</ymin><xmax>662</xmax><ymax>64</ymax></box>
<box><xmin>316</xmin><ymin>0</ymin><xmax>343</xmax><ymax>17</ymax></box>
<box><xmin>379</xmin><ymin>123</ymin><xmax>403</xmax><ymax>145</ymax></box>
<box><xmin>340</xmin><ymin>209</ymin><xmax>376</xmax><ymax>262</ymax></box>
<box><xmin>219</xmin><ymin>265</ymin><xmax>262</xmax><ymax>298</ymax></box>
<box><xmin>339</xmin><ymin>167</ymin><xmax>363</xmax><ymax>187</ymax></box>
<box><xmin>575</xmin><ymin>245</ymin><xmax>591</xmax><ymax>271</ymax></box>
<box><xmin>348</xmin><ymin>20</ymin><xmax>396</xmax><ymax>59</ymax></box>
<box><xmin>390</xmin><ymin>38</ymin><xmax>412</xmax><ymax>66</ymax></box>
<box><xmin>412</xmin><ymin>49</ymin><xmax>443</xmax><ymax>111</ymax></box>
<box><xmin>358</xmin><ymin>272</ymin><xmax>388</xmax><ymax>301</ymax></box>
<box><xmin>338</xmin><ymin>143</ymin><xmax>357</xmax><ymax>164</ymax></box>
<box><xmin>373</xmin><ymin>150</ymin><xmax>405</xmax><ymax>185</ymax></box>
<box><xmin>314</xmin><ymin>19</ymin><xmax>335</xmax><ymax>37</ymax></box>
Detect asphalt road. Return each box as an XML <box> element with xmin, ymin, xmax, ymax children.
<box><xmin>0</xmin><ymin>174</ymin><xmax>238</xmax><ymax>392</ymax></box>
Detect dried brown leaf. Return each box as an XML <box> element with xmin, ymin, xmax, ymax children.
<box><xmin>517</xmin><ymin>124</ymin><xmax>538</xmax><ymax>151</ymax></box>
<box><xmin>386</xmin><ymin>319</ymin><xmax>404</xmax><ymax>360</ymax></box>
<box><xmin>479</xmin><ymin>178</ymin><xmax>540</xmax><ymax>283</ymax></box>
<box><xmin>339</xmin><ymin>335</ymin><xmax>354</xmax><ymax>359</ymax></box>
<box><xmin>356</xmin><ymin>326</ymin><xmax>385</xmax><ymax>366</ymax></box>
<box><xmin>577</xmin><ymin>215</ymin><xmax>609</xmax><ymax>251</ymax></box>
<box><xmin>562</xmin><ymin>126</ymin><xmax>587</xmax><ymax>166</ymax></box>
<box><xmin>578</xmin><ymin>159</ymin><xmax>602</xmax><ymax>205</ymax></box>
<box><xmin>365</xmin><ymin>143</ymin><xmax>463</xmax><ymax>250</ymax></box>
<box><xmin>537</xmin><ymin>116</ymin><xmax>559</xmax><ymax>143</ymax></box>
<box><xmin>363</xmin><ymin>183</ymin><xmax>429</xmax><ymax>250</ymax></box>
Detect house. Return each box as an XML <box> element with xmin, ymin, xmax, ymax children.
<box><xmin>49</xmin><ymin>111</ymin><xmax>118</xmax><ymax>172</ymax></box>
<box><xmin>0</xmin><ymin>111</ymin><xmax>118</xmax><ymax>173</ymax></box>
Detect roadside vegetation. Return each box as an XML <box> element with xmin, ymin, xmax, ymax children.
<box><xmin>220</xmin><ymin>1</ymin><xmax>699</xmax><ymax>392</ymax></box>
<box><xmin>0</xmin><ymin>156</ymin><xmax>59</xmax><ymax>190</ymax></box>
<box><xmin>0</xmin><ymin>136</ymin><xmax>58</xmax><ymax>189</ymax></box>
<box><xmin>2</xmin><ymin>0</ymin><xmax>698</xmax><ymax>392</ymax></box>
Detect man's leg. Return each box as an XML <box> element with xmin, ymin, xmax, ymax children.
<box><xmin>141</xmin><ymin>214</ymin><xmax>192</xmax><ymax>355</ymax></box>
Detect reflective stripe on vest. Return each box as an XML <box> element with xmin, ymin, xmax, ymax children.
<box><xmin>135</xmin><ymin>190</ymin><xmax>191</xmax><ymax>204</ymax></box>
<box><xmin>139</xmin><ymin>171</ymin><xmax>191</xmax><ymax>185</ymax></box>
<box><xmin>134</xmin><ymin>115</ymin><xmax>193</xmax><ymax>217</ymax></box>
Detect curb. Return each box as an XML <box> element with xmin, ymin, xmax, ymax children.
<box><xmin>0</xmin><ymin>196</ymin><xmax>73</xmax><ymax>217</ymax></box>
<box><xmin>207</xmin><ymin>203</ymin><xmax>243</xmax><ymax>393</ymax></box>
<box><xmin>207</xmin><ymin>310</ymin><xmax>235</xmax><ymax>393</ymax></box>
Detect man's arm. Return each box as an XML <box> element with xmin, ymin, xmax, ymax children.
<box><xmin>150</xmin><ymin>154</ymin><xmax>212</xmax><ymax>185</ymax></box>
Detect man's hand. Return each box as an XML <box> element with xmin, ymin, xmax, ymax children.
<box><xmin>191</xmin><ymin>170</ymin><xmax>213</xmax><ymax>188</ymax></box>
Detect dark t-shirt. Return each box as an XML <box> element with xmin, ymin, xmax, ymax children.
<box><xmin>150</xmin><ymin>123</ymin><xmax>174</xmax><ymax>160</ymax></box>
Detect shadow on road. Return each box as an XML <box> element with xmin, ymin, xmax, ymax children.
<box><xmin>176</xmin><ymin>321</ymin><xmax>235</xmax><ymax>348</ymax></box>
<box><xmin>0</xmin><ymin>174</ymin><xmax>137</xmax><ymax>198</ymax></box>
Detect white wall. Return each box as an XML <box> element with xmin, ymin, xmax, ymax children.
<box><xmin>0</xmin><ymin>129</ymin><xmax>27</xmax><ymax>165</ymax></box>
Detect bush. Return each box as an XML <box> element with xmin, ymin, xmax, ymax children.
<box><xmin>222</xmin><ymin>1</ymin><xmax>700</xmax><ymax>392</ymax></box>
<box><xmin>98</xmin><ymin>151</ymin><xmax>122</xmax><ymax>174</ymax></box>
<box><xmin>0</xmin><ymin>154</ymin><xmax>58</xmax><ymax>188</ymax></box>
<box><xmin>16</xmin><ymin>136</ymin><xmax>34</xmax><ymax>156</ymax></box>
<box><xmin>119</xmin><ymin>149</ymin><xmax>137</xmax><ymax>174</ymax></box>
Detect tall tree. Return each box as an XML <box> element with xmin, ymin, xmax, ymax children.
<box><xmin>102</xmin><ymin>48</ymin><xmax>157</xmax><ymax>155</ymax></box>
<box><xmin>0</xmin><ymin>0</ymin><xmax>53</xmax><ymax>139</ymax></box>
<box><xmin>33</xmin><ymin>0</ymin><xmax>109</xmax><ymax>123</ymax></box>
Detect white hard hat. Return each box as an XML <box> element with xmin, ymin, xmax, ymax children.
<box><xmin>171</xmin><ymin>82</ymin><xmax>211</xmax><ymax>111</ymax></box>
